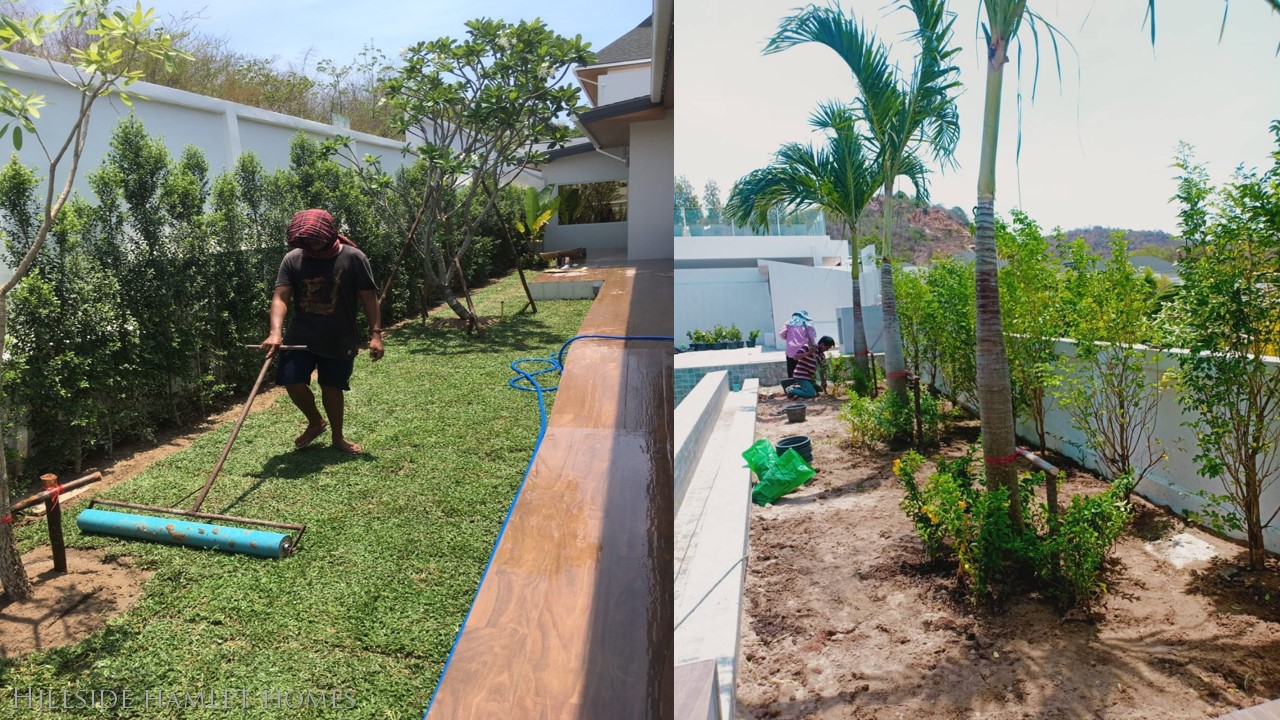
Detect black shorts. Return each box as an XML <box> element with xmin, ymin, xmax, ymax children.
<box><xmin>275</xmin><ymin>349</ymin><xmax>355</xmax><ymax>391</ymax></box>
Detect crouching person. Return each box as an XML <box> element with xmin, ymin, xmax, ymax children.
<box><xmin>785</xmin><ymin>336</ymin><xmax>835</xmax><ymax>399</ymax></box>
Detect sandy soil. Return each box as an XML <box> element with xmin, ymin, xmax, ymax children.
<box><xmin>739</xmin><ymin>388</ymin><xmax>1280</xmax><ymax>720</ymax></box>
<box><xmin>0</xmin><ymin>548</ymin><xmax>151</xmax><ymax>658</ymax></box>
<box><xmin>0</xmin><ymin>382</ymin><xmax>290</xmax><ymax>657</ymax></box>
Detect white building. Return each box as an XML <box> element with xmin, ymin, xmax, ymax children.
<box><xmin>675</xmin><ymin>235</ymin><xmax>883</xmax><ymax>350</ymax></box>
<box><xmin>540</xmin><ymin>1</ymin><xmax>674</xmax><ymax>262</ymax></box>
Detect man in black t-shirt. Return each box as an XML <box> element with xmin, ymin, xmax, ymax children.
<box><xmin>261</xmin><ymin>209</ymin><xmax>384</xmax><ymax>454</ymax></box>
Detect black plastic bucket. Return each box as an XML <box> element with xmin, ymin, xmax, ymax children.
<box><xmin>775</xmin><ymin>435</ymin><xmax>813</xmax><ymax>464</ymax></box>
<box><xmin>783</xmin><ymin>403</ymin><xmax>807</xmax><ymax>423</ymax></box>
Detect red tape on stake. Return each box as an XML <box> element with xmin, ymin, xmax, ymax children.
<box><xmin>0</xmin><ymin>515</ymin><xmax>12</xmax><ymax>524</ymax></box>
<box><xmin>45</xmin><ymin>484</ymin><xmax>63</xmax><ymax>508</ymax></box>
<box><xmin>855</xmin><ymin>351</ymin><xmax>873</xmax><ymax>356</ymax></box>
<box><xmin>885</xmin><ymin>371</ymin><xmax>910</xmax><ymax>379</ymax></box>
<box><xmin>985</xmin><ymin>450</ymin><xmax>1022</xmax><ymax>466</ymax></box>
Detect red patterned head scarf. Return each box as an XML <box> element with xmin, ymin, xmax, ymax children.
<box><xmin>286</xmin><ymin>209</ymin><xmax>357</xmax><ymax>259</ymax></box>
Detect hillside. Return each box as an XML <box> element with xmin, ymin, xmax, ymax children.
<box><xmin>1058</xmin><ymin>226</ymin><xmax>1180</xmax><ymax>258</ymax></box>
<box><xmin>827</xmin><ymin>195</ymin><xmax>974</xmax><ymax>264</ymax></box>
<box><xmin>827</xmin><ymin>198</ymin><xmax>1182</xmax><ymax>264</ymax></box>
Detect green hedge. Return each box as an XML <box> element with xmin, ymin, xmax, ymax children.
<box><xmin>0</xmin><ymin>116</ymin><xmax>523</xmax><ymax>475</ymax></box>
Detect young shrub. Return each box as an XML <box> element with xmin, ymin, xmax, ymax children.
<box><xmin>840</xmin><ymin>392</ymin><xmax>923</xmax><ymax>449</ymax></box>
<box><xmin>1053</xmin><ymin>236</ymin><xmax>1166</xmax><ymax>499</ymax></box>
<box><xmin>840</xmin><ymin>394</ymin><xmax>882</xmax><ymax>449</ymax></box>
<box><xmin>1163</xmin><ymin>129</ymin><xmax>1280</xmax><ymax>571</ymax></box>
<box><xmin>1036</xmin><ymin>475</ymin><xmax>1135</xmax><ymax>607</ymax></box>
<box><xmin>893</xmin><ymin>451</ymin><xmax>943</xmax><ymax>558</ymax></box>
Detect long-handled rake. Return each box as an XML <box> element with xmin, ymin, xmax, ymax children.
<box><xmin>77</xmin><ymin>346</ymin><xmax>308</xmax><ymax>558</ymax></box>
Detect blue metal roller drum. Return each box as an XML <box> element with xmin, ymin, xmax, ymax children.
<box><xmin>76</xmin><ymin>509</ymin><xmax>291</xmax><ymax>559</ymax></box>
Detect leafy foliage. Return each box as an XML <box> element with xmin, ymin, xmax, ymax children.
<box><xmin>841</xmin><ymin>390</ymin><xmax>942</xmax><ymax>450</ymax></box>
<box><xmin>1052</xmin><ymin>235</ymin><xmax>1166</xmax><ymax>493</ymax></box>
<box><xmin>348</xmin><ymin>17</ymin><xmax>592</xmax><ymax>327</ymax></box>
<box><xmin>996</xmin><ymin>211</ymin><xmax>1063</xmax><ymax>451</ymax></box>
<box><xmin>897</xmin><ymin>448</ymin><xmax>1133</xmax><ymax>608</ymax></box>
<box><xmin>1162</xmin><ymin>125</ymin><xmax>1280</xmax><ymax>570</ymax></box>
<box><xmin>923</xmin><ymin>256</ymin><xmax>977</xmax><ymax>404</ymax></box>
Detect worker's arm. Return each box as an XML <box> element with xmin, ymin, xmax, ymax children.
<box><xmin>359</xmin><ymin>289</ymin><xmax>384</xmax><ymax>361</ymax></box>
<box><xmin>261</xmin><ymin>285</ymin><xmax>291</xmax><ymax>354</ymax></box>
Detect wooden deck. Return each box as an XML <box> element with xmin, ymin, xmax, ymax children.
<box><xmin>1216</xmin><ymin>700</ymin><xmax>1280</xmax><ymax>720</ymax></box>
<box><xmin>427</xmin><ymin>262</ymin><xmax>674</xmax><ymax>720</ymax></box>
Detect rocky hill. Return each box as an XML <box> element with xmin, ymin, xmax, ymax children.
<box><xmin>826</xmin><ymin>195</ymin><xmax>974</xmax><ymax>264</ymax></box>
<box><xmin>827</xmin><ymin>198</ymin><xmax>1181</xmax><ymax>264</ymax></box>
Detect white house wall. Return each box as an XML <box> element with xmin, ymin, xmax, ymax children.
<box><xmin>543</xmin><ymin>148</ymin><xmax>629</xmax><ymax>252</ymax></box>
<box><xmin>547</xmin><ymin>221</ymin><xmax>629</xmax><ymax>251</ymax></box>
<box><xmin>760</xmin><ymin>260</ymin><xmax>855</xmax><ymax>350</ymax></box>
<box><xmin>675</xmin><ymin>268</ymin><xmax>774</xmax><ymax>345</ymax></box>
<box><xmin>628</xmin><ymin>113</ymin><xmax>674</xmax><ymax>260</ymax></box>
<box><xmin>599</xmin><ymin>66</ymin><xmax>653</xmax><ymax>106</ymax></box>
<box><xmin>676</xmin><ymin>236</ymin><xmax>849</xmax><ymax>265</ymax></box>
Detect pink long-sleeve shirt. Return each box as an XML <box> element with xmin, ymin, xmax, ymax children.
<box><xmin>779</xmin><ymin>323</ymin><xmax>817</xmax><ymax>358</ymax></box>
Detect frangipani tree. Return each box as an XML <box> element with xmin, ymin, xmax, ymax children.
<box><xmin>766</xmin><ymin>0</ymin><xmax>962</xmax><ymax>415</ymax></box>
<box><xmin>724</xmin><ymin>102</ymin><xmax>883</xmax><ymax>385</ymax></box>
<box><xmin>0</xmin><ymin>0</ymin><xmax>186</xmax><ymax>601</ymax></box>
<box><xmin>342</xmin><ymin>18</ymin><xmax>592</xmax><ymax>333</ymax></box>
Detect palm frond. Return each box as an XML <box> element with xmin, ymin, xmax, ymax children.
<box><xmin>725</xmin><ymin>112</ymin><xmax>881</xmax><ymax>232</ymax></box>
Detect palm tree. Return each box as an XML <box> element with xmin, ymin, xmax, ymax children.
<box><xmin>724</xmin><ymin>103</ymin><xmax>887</xmax><ymax>382</ymax></box>
<box><xmin>765</xmin><ymin>0</ymin><xmax>962</xmax><ymax>417</ymax></box>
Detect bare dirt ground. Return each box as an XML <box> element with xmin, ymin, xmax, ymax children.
<box><xmin>740</xmin><ymin>388</ymin><xmax>1280</xmax><ymax>720</ymax></box>
<box><xmin>0</xmin><ymin>383</ymin><xmax>289</xmax><ymax>657</ymax></box>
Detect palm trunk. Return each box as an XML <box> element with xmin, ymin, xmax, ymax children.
<box><xmin>974</xmin><ymin>42</ymin><xmax>1021</xmax><ymax>524</ymax></box>
<box><xmin>849</xmin><ymin>244</ymin><xmax>871</xmax><ymax>388</ymax></box>
<box><xmin>0</xmin><ymin>297</ymin><xmax>33</xmax><ymax>600</ymax></box>
<box><xmin>880</xmin><ymin>184</ymin><xmax>909</xmax><ymax>408</ymax></box>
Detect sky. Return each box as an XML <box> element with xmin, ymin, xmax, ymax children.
<box><xmin>23</xmin><ymin>0</ymin><xmax>653</xmax><ymax>91</ymax></box>
<box><xmin>676</xmin><ymin>0</ymin><xmax>1280</xmax><ymax>234</ymax></box>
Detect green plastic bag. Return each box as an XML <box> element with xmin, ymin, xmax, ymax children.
<box><xmin>750</xmin><ymin>448</ymin><xmax>816</xmax><ymax>505</ymax></box>
<box><xmin>741</xmin><ymin>438</ymin><xmax>778</xmax><ymax>479</ymax></box>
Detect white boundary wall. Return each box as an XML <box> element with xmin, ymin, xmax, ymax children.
<box><xmin>0</xmin><ymin>50</ymin><xmax>415</xmax><ymax>201</ymax></box>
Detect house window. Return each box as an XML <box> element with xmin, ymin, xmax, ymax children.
<box><xmin>558</xmin><ymin>181</ymin><xmax>628</xmax><ymax>225</ymax></box>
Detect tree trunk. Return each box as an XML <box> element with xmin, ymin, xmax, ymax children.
<box><xmin>974</xmin><ymin>49</ymin><xmax>1020</xmax><ymax>524</ymax></box>
<box><xmin>850</xmin><ymin>274</ymin><xmax>871</xmax><ymax>386</ymax></box>
<box><xmin>880</xmin><ymin>187</ymin><xmax>909</xmax><ymax>408</ymax></box>
<box><xmin>0</xmin><ymin>297</ymin><xmax>33</xmax><ymax>601</ymax></box>
<box><xmin>441</xmin><ymin>287</ymin><xmax>477</xmax><ymax>328</ymax></box>
<box><xmin>1246</xmin><ymin>469</ymin><xmax>1265</xmax><ymax>570</ymax></box>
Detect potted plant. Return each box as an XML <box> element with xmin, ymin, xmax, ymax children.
<box><xmin>712</xmin><ymin>324</ymin><xmax>729</xmax><ymax>349</ymax></box>
<box><xmin>726</xmin><ymin>323</ymin><xmax>744</xmax><ymax>348</ymax></box>
<box><xmin>747</xmin><ymin>329</ymin><xmax>760</xmax><ymax>348</ymax></box>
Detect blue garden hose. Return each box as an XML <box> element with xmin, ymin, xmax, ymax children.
<box><xmin>422</xmin><ymin>333</ymin><xmax>673</xmax><ymax>719</ymax></box>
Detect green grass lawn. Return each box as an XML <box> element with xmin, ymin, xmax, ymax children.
<box><xmin>1</xmin><ymin>273</ymin><xmax>592</xmax><ymax>719</ymax></box>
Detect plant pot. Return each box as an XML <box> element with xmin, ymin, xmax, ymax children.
<box><xmin>783</xmin><ymin>403</ymin><xmax>807</xmax><ymax>423</ymax></box>
<box><xmin>775</xmin><ymin>435</ymin><xmax>813</xmax><ymax>464</ymax></box>
<box><xmin>735</xmin><ymin>341</ymin><xmax>745</xmax><ymax>348</ymax></box>
<box><xmin>715</xmin><ymin>342</ymin><xmax>730</xmax><ymax>350</ymax></box>
<box><xmin>746</xmin><ymin>340</ymin><xmax>756</xmax><ymax>348</ymax></box>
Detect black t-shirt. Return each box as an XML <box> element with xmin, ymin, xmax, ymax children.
<box><xmin>275</xmin><ymin>246</ymin><xmax>377</xmax><ymax>359</ymax></box>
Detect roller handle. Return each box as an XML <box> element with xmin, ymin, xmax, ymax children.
<box><xmin>190</xmin><ymin>347</ymin><xmax>299</xmax><ymax>512</ymax></box>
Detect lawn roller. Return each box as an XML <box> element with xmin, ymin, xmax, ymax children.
<box><xmin>77</xmin><ymin>346</ymin><xmax>308</xmax><ymax>558</ymax></box>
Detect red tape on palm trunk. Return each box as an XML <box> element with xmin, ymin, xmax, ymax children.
<box><xmin>985</xmin><ymin>449</ymin><xmax>1023</xmax><ymax>466</ymax></box>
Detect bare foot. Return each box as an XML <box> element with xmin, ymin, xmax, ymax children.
<box><xmin>294</xmin><ymin>420</ymin><xmax>328</xmax><ymax>449</ymax></box>
<box><xmin>332</xmin><ymin>439</ymin><xmax>363</xmax><ymax>454</ymax></box>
